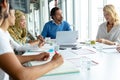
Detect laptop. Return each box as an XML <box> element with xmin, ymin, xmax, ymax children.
<box><xmin>56</xmin><ymin>31</ymin><xmax>78</xmax><ymax>48</ymax></box>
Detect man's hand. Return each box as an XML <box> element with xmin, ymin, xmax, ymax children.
<box><xmin>37</xmin><ymin>35</ymin><xmax>44</xmax><ymax>42</ymax></box>
<box><xmin>37</xmin><ymin>35</ymin><xmax>45</xmax><ymax>47</ymax></box>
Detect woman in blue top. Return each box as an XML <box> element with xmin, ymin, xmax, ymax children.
<box><xmin>41</xmin><ymin>7</ymin><xmax>71</xmax><ymax>39</ymax></box>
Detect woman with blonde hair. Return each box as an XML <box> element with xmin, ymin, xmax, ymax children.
<box><xmin>8</xmin><ymin>10</ymin><xmax>27</xmax><ymax>44</ymax></box>
<box><xmin>8</xmin><ymin>10</ymin><xmax>42</xmax><ymax>45</ymax></box>
<box><xmin>96</xmin><ymin>4</ymin><xmax>120</xmax><ymax>45</ymax></box>
<box><xmin>8</xmin><ymin>10</ymin><xmax>44</xmax><ymax>54</ymax></box>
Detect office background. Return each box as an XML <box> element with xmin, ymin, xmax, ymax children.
<box><xmin>18</xmin><ymin>0</ymin><xmax>120</xmax><ymax>41</ymax></box>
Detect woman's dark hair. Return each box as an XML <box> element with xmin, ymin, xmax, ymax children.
<box><xmin>50</xmin><ymin>7</ymin><xmax>60</xmax><ymax>19</ymax></box>
<box><xmin>0</xmin><ymin>0</ymin><xmax>8</xmax><ymax>19</ymax></box>
<box><xmin>0</xmin><ymin>0</ymin><xmax>8</xmax><ymax>3</ymax></box>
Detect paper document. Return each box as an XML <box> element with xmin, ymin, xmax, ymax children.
<box><xmin>28</xmin><ymin>44</ymin><xmax>53</xmax><ymax>52</ymax></box>
<box><xmin>93</xmin><ymin>43</ymin><xmax>117</xmax><ymax>49</ymax></box>
<box><xmin>70</xmin><ymin>48</ymin><xmax>96</xmax><ymax>55</ymax></box>
<box><xmin>59</xmin><ymin>50</ymin><xmax>79</xmax><ymax>59</ymax></box>
<box><xmin>28</xmin><ymin>48</ymin><xmax>44</xmax><ymax>52</ymax></box>
<box><xmin>30</xmin><ymin>60</ymin><xmax>80</xmax><ymax>76</ymax></box>
<box><xmin>102</xmin><ymin>45</ymin><xmax>117</xmax><ymax>49</ymax></box>
<box><xmin>67</xmin><ymin>57</ymin><xmax>98</xmax><ymax>67</ymax></box>
<box><xmin>102</xmin><ymin>49</ymin><xmax>118</xmax><ymax>53</ymax></box>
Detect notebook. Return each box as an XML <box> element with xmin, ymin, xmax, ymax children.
<box><xmin>30</xmin><ymin>60</ymin><xmax>80</xmax><ymax>76</ymax></box>
<box><xmin>56</xmin><ymin>31</ymin><xmax>78</xmax><ymax>48</ymax></box>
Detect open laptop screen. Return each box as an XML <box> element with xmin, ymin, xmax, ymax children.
<box><xmin>56</xmin><ymin>31</ymin><xmax>78</xmax><ymax>45</ymax></box>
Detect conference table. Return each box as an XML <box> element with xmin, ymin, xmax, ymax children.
<box><xmin>24</xmin><ymin>42</ymin><xmax>120</xmax><ymax>80</ymax></box>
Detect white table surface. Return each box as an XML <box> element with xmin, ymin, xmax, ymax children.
<box><xmin>24</xmin><ymin>43</ymin><xmax>120</xmax><ymax>80</ymax></box>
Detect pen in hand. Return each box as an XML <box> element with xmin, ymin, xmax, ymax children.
<box><xmin>55</xmin><ymin>51</ymin><xmax>58</xmax><ymax>54</ymax></box>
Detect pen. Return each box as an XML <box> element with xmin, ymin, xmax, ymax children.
<box><xmin>92</xmin><ymin>60</ymin><xmax>98</xmax><ymax>64</ymax></box>
<box><xmin>86</xmin><ymin>49</ymin><xmax>96</xmax><ymax>53</ymax></box>
<box><xmin>55</xmin><ymin>51</ymin><xmax>58</xmax><ymax>54</ymax></box>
